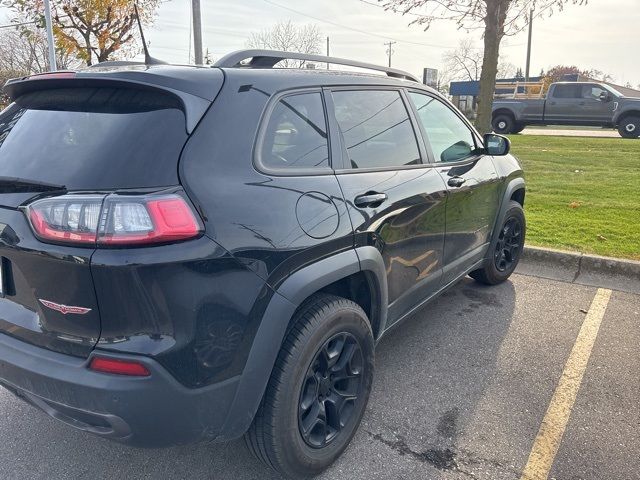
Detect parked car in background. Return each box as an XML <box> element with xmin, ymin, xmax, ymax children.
<box><xmin>492</xmin><ymin>82</ymin><xmax>640</xmax><ymax>138</ymax></box>
<box><xmin>0</xmin><ymin>50</ymin><xmax>525</xmax><ymax>479</ymax></box>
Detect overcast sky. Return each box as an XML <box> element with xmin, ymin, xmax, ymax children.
<box><xmin>2</xmin><ymin>0</ymin><xmax>639</xmax><ymax>87</ymax></box>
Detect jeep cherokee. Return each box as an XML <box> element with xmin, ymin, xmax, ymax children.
<box><xmin>0</xmin><ymin>50</ymin><xmax>525</xmax><ymax>478</ymax></box>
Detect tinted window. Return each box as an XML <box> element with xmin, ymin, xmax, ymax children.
<box><xmin>582</xmin><ymin>85</ymin><xmax>607</xmax><ymax>100</ymax></box>
<box><xmin>260</xmin><ymin>92</ymin><xmax>329</xmax><ymax>170</ymax></box>
<box><xmin>0</xmin><ymin>88</ymin><xmax>187</xmax><ymax>190</ymax></box>
<box><xmin>332</xmin><ymin>90</ymin><xmax>421</xmax><ymax>169</ymax></box>
<box><xmin>553</xmin><ymin>84</ymin><xmax>582</xmax><ymax>98</ymax></box>
<box><xmin>409</xmin><ymin>92</ymin><xmax>477</xmax><ymax>163</ymax></box>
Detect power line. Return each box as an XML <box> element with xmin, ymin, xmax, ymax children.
<box><xmin>261</xmin><ymin>0</ymin><xmax>458</xmax><ymax>49</ymax></box>
<box><xmin>0</xmin><ymin>20</ymin><xmax>38</xmax><ymax>30</ymax></box>
<box><xmin>357</xmin><ymin>0</ymin><xmax>526</xmax><ymax>49</ymax></box>
<box><xmin>0</xmin><ymin>13</ymin><xmax>73</xmax><ymax>31</ymax></box>
<box><xmin>358</xmin><ymin>0</ymin><xmax>422</xmax><ymax>17</ymax></box>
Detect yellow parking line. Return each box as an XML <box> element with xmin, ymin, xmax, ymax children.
<box><xmin>520</xmin><ymin>288</ymin><xmax>612</xmax><ymax>480</ymax></box>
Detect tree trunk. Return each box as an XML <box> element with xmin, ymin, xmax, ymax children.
<box><xmin>475</xmin><ymin>0</ymin><xmax>509</xmax><ymax>135</ymax></box>
<box><xmin>85</xmin><ymin>34</ymin><xmax>93</xmax><ymax>66</ymax></box>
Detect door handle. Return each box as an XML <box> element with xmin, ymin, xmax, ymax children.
<box><xmin>447</xmin><ymin>176</ymin><xmax>466</xmax><ymax>188</ymax></box>
<box><xmin>354</xmin><ymin>192</ymin><xmax>387</xmax><ymax>208</ymax></box>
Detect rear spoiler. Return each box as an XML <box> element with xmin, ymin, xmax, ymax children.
<box><xmin>3</xmin><ymin>68</ymin><xmax>224</xmax><ymax>134</ymax></box>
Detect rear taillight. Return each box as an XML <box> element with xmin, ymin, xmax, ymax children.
<box><xmin>89</xmin><ymin>357</ymin><xmax>151</xmax><ymax>376</ymax></box>
<box><xmin>28</xmin><ymin>195</ymin><xmax>102</xmax><ymax>244</ymax></box>
<box><xmin>25</xmin><ymin>193</ymin><xmax>202</xmax><ymax>247</ymax></box>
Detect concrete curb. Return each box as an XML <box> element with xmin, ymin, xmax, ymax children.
<box><xmin>516</xmin><ymin>245</ymin><xmax>640</xmax><ymax>294</ymax></box>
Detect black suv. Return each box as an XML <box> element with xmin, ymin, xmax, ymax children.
<box><xmin>0</xmin><ymin>50</ymin><xmax>525</xmax><ymax>478</ymax></box>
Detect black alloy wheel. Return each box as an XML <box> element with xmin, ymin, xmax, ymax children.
<box><xmin>470</xmin><ymin>200</ymin><xmax>526</xmax><ymax>285</ymax></box>
<box><xmin>298</xmin><ymin>332</ymin><xmax>364</xmax><ymax>449</ymax></box>
<box><xmin>494</xmin><ymin>216</ymin><xmax>523</xmax><ymax>272</ymax></box>
<box><xmin>245</xmin><ymin>294</ymin><xmax>374</xmax><ymax>478</ymax></box>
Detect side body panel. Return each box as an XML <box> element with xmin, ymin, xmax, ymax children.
<box><xmin>492</xmin><ymin>99</ymin><xmax>546</xmax><ymax>123</ymax></box>
<box><xmin>336</xmin><ymin>168</ymin><xmax>447</xmax><ymax>326</ymax></box>
<box><xmin>437</xmin><ymin>158</ymin><xmax>502</xmax><ymax>283</ymax></box>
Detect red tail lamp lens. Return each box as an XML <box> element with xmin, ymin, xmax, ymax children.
<box><xmin>89</xmin><ymin>357</ymin><xmax>151</xmax><ymax>377</ymax></box>
<box><xmin>26</xmin><ymin>193</ymin><xmax>202</xmax><ymax>247</ymax></box>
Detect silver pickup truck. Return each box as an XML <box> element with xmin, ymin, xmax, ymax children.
<box><xmin>492</xmin><ymin>82</ymin><xmax>640</xmax><ymax>138</ymax></box>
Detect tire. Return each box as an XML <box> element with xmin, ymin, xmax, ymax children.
<box><xmin>512</xmin><ymin>123</ymin><xmax>526</xmax><ymax>134</ymax></box>
<box><xmin>617</xmin><ymin>116</ymin><xmax>640</xmax><ymax>139</ymax></box>
<box><xmin>492</xmin><ymin>114</ymin><xmax>516</xmax><ymax>134</ymax></box>
<box><xmin>470</xmin><ymin>201</ymin><xmax>526</xmax><ymax>285</ymax></box>
<box><xmin>245</xmin><ymin>294</ymin><xmax>375</xmax><ymax>479</ymax></box>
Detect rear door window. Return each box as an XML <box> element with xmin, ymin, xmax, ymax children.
<box><xmin>552</xmin><ymin>84</ymin><xmax>582</xmax><ymax>98</ymax></box>
<box><xmin>259</xmin><ymin>92</ymin><xmax>329</xmax><ymax>170</ymax></box>
<box><xmin>0</xmin><ymin>87</ymin><xmax>188</xmax><ymax>190</ymax></box>
<box><xmin>331</xmin><ymin>90</ymin><xmax>421</xmax><ymax>170</ymax></box>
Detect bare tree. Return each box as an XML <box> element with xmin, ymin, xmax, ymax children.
<box><xmin>0</xmin><ymin>24</ymin><xmax>81</xmax><ymax>74</ymax></box>
<box><xmin>381</xmin><ymin>0</ymin><xmax>587</xmax><ymax>133</ymax></box>
<box><xmin>441</xmin><ymin>39</ymin><xmax>484</xmax><ymax>82</ymax></box>
<box><xmin>439</xmin><ymin>38</ymin><xmax>516</xmax><ymax>100</ymax></box>
<box><xmin>247</xmin><ymin>21</ymin><xmax>323</xmax><ymax>68</ymax></box>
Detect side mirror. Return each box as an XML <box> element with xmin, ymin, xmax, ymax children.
<box><xmin>483</xmin><ymin>133</ymin><xmax>511</xmax><ymax>156</ymax></box>
<box><xmin>599</xmin><ymin>91</ymin><xmax>611</xmax><ymax>102</ymax></box>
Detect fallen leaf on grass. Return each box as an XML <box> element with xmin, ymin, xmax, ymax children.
<box><xmin>597</xmin><ymin>234</ymin><xmax>607</xmax><ymax>242</ymax></box>
<box><xmin>569</xmin><ymin>201</ymin><xmax>581</xmax><ymax>209</ymax></box>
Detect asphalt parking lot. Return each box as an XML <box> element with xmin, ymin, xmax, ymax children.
<box><xmin>0</xmin><ymin>272</ymin><xmax>638</xmax><ymax>480</ymax></box>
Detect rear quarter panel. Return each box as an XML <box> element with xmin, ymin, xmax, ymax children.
<box><xmin>493</xmin><ymin>99</ymin><xmax>545</xmax><ymax>122</ymax></box>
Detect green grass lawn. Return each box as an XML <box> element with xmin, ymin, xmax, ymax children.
<box><xmin>508</xmin><ymin>135</ymin><xmax>640</xmax><ymax>260</ymax></box>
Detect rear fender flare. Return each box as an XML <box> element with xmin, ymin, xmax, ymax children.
<box><xmin>217</xmin><ymin>247</ymin><xmax>387</xmax><ymax>440</ymax></box>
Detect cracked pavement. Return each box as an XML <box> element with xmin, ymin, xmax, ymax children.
<box><xmin>0</xmin><ymin>273</ymin><xmax>638</xmax><ymax>479</ymax></box>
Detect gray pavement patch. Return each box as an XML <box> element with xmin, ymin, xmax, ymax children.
<box><xmin>518</xmin><ymin>245</ymin><xmax>640</xmax><ymax>294</ymax></box>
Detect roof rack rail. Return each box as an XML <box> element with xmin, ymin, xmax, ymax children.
<box><xmin>213</xmin><ymin>49</ymin><xmax>419</xmax><ymax>83</ymax></box>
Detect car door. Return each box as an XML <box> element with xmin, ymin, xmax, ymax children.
<box><xmin>579</xmin><ymin>84</ymin><xmax>617</xmax><ymax>123</ymax></box>
<box><xmin>544</xmin><ymin>84</ymin><xmax>583</xmax><ymax>123</ymax></box>
<box><xmin>407</xmin><ymin>91</ymin><xmax>501</xmax><ymax>285</ymax></box>
<box><xmin>327</xmin><ymin>87</ymin><xmax>448</xmax><ymax>326</ymax></box>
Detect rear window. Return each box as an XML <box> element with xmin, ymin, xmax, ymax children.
<box><xmin>0</xmin><ymin>87</ymin><xmax>188</xmax><ymax>190</ymax></box>
<box><xmin>259</xmin><ymin>92</ymin><xmax>329</xmax><ymax>170</ymax></box>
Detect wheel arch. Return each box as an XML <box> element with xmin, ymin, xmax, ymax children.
<box><xmin>485</xmin><ymin>178</ymin><xmax>526</xmax><ymax>261</ymax></box>
<box><xmin>217</xmin><ymin>247</ymin><xmax>387</xmax><ymax>441</ymax></box>
<box><xmin>615</xmin><ymin>110</ymin><xmax>640</xmax><ymax>126</ymax></box>
<box><xmin>492</xmin><ymin>108</ymin><xmax>517</xmax><ymax>122</ymax></box>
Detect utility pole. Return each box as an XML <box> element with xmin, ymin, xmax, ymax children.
<box><xmin>525</xmin><ymin>8</ymin><xmax>534</xmax><ymax>82</ymax></box>
<box><xmin>326</xmin><ymin>36</ymin><xmax>330</xmax><ymax>69</ymax></box>
<box><xmin>384</xmin><ymin>41</ymin><xmax>396</xmax><ymax>68</ymax></box>
<box><xmin>192</xmin><ymin>0</ymin><xmax>203</xmax><ymax>65</ymax></box>
<box><xmin>43</xmin><ymin>0</ymin><xmax>57</xmax><ymax>71</ymax></box>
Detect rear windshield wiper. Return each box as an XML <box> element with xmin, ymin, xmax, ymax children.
<box><xmin>0</xmin><ymin>177</ymin><xmax>67</xmax><ymax>193</ymax></box>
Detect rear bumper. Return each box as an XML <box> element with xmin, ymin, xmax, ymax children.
<box><xmin>0</xmin><ymin>333</ymin><xmax>239</xmax><ymax>447</ymax></box>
